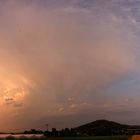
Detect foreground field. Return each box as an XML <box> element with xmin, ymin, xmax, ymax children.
<box><xmin>45</xmin><ymin>136</ymin><xmax>131</xmax><ymax>140</ymax></box>
<box><xmin>3</xmin><ymin>135</ymin><xmax>132</xmax><ymax>140</ymax></box>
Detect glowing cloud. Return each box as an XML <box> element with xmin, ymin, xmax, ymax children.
<box><xmin>0</xmin><ymin>0</ymin><xmax>138</xmax><ymax>131</ymax></box>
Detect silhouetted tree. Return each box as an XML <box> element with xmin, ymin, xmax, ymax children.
<box><xmin>44</xmin><ymin>130</ymin><xmax>51</xmax><ymax>137</ymax></box>
<box><xmin>52</xmin><ymin>128</ymin><xmax>58</xmax><ymax>137</ymax></box>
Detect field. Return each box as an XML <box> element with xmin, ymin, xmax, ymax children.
<box><xmin>45</xmin><ymin>136</ymin><xmax>131</xmax><ymax>140</ymax></box>
<box><xmin>3</xmin><ymin>135</ymin><xmax>132</xmax><ymax>140</ymax></box>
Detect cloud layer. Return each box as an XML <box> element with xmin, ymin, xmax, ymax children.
<box><xmin>0</xmin><ymin>1</ymin><xmax>137</xmax><ymax>131</ymax></box>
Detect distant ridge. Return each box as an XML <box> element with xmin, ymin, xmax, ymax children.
<box><xmin>74</xmin><ymin>119</ymin><xmax>140</xmax><ymax>136</ymax></box>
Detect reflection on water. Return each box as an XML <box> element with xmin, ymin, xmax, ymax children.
<box><xmin>0</xmin><ymin>134</ymin><xmax>45</xmax><ymax>139</ymax></box>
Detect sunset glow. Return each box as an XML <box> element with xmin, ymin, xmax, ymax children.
<box><xmin>0</xmin><ymin>0</ymin><xmax>140</xmax><ymax>132</ymax></box>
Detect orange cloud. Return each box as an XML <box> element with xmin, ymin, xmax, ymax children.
<box><xmin>0</xmin><ymin>1</ymin><xmax>137</xmax><ymax>131</ymax></box>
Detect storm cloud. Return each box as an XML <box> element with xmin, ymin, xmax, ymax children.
<box><xmin>0</xmin><ymin>0</ymin><xmax>138</xmax><ymax>131</ymax></box>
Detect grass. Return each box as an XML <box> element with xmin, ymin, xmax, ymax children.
<box><xmin>5</xmin><ymin>136</ymin><xmax>132</xmax><ymax>140</ymax></box>
<box><xmin>39</xmin><ymin>136</ymin><xmax>131</xmax><ymax>140</ymax></box>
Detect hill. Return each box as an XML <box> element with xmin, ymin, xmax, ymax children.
<box><xmin>74</xmin><ymin>119</ymin><xmax>140</xmax><ymax>136</ymax></box>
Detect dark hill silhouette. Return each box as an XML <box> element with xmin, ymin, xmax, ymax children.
<box><xmin>74</xmin><ymin>119</ymin><xmax>140</xmax><ymax>136</ymax></box>
<box><xmin>22</xmin><ymin>119</ymin><xmax>140</xmax><ymax>137</ymax></box>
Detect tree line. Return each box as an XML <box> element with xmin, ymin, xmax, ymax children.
<box><xmin>23</xmin><ymin>128</ymin><xmax>78</xmax><ymax>137</ymax></box>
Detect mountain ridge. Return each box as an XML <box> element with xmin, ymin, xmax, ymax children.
<box><xmin>74</xmin><ymin>119</ymin><xmax>140</xmax><ymax>136</ymax></box>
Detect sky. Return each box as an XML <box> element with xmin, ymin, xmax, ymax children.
<box><xmin>0</xmin><ymin>0</ymin><xmax>140</xmax><ymax>132</ymax></box>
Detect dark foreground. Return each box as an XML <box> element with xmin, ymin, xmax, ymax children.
<box><xmin>4</xmin><ymin>136</ymin><xmax>131</xmax><ymax>140</ymax></box>
<box><xmin>45</xmin><ymin>136</ymin><xmax>131</xmax><ymax>140</ymax></box>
